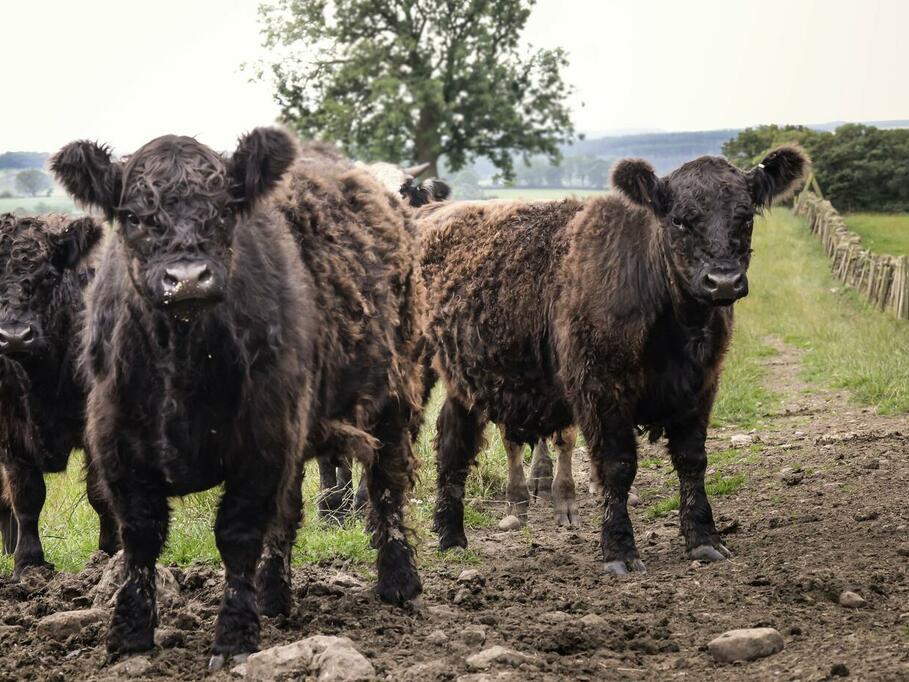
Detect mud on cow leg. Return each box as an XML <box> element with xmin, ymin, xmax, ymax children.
<box><xmin>583</xmin><ymin>414</ymin><xmax>645</xmax><ymax>575</ymax></box>
<box><xmin>433</xmin><ymin>396</ymin><xmax>485</xmax><ymax>551</ymax></box>
<box><xmin>256</xmin><ymin>459</ymin><xmax>305</xmax><ymax>618</ymax></box>
<box><xmin>667</xmin><ymin>418</ymin><xmax>730</xmax><ymax>562</ymax></box>
<box><xmin>3</xmin><ymin>461</ymin><xmax>52</xmax><ymax>578</ymax></box>
<box><xmin>528</xmin><ymin>439</ymin><xmax>553</xmax><ymax>501</ymax></box>
<box><xmin>499</xmin><ymin>427</ymin><xmax>529</xmax><ymax>523</ymax></box>
<box><xmin>107</xmin><ymin>474</ymin><xmax>170</xmax><ymax>657</ymax></box>
<box><xmin>551</xmin><ymin>427</ymin><xmax>579</xmax><ymax>527</ymax></box>
<box><xmin>368</xmin><ymin>402</ymin><xmax>421</xmax><ymax>605</ymax></box>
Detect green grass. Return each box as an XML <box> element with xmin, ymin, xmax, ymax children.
<box><xmin>484</xmin><ymin>187</ymin><xmax>606</xmax><ymax>201</ymax></box>
<box><xmin>843</xmin><ymin>212</ymin><xmax>909</xmax><ymax>257</ymax></box>
<box><xmin>0</xmin><ymin>196</ymin><xmax>77</xmax><ymax>216</ymax></box>
<box><xmin>644</xmin><ymin>472</ymin><xmax>746</xmax><ymax>520</ymax></box>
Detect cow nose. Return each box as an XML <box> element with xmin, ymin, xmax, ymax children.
<box><xmin>702</xmin><ymin>271</ymin><xmax>747</xmax><ymax>301</ymax></box>
<box><xmin>161</xmin><ymin>262</ymin><xmax>216</xmax><ymax>302</ymax></box>
<box><xmin>0</xmin><ymin>322</ymin><xmax>37</xmax><ymax>354</ymax></box>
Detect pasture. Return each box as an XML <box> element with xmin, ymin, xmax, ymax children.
<box><xmin>0</xmin><ymin>195</ymin><xmax>77</xmax><ymax>216</ymax></box>
<box><xmin>0</xmin><ymin>205</ymin><xmax>906</xmax><ymax>680</ymax></box>
<box><xmin>844</xmin><ymin>212</ymin><xmax>909</xmax><ymax>256</ymax></box>
<box><xmin>485</xmin><ymin>187</ymin><xmax>607</xmax><ymax>201</ymax></box>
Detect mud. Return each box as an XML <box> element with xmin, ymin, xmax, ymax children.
<box><xmin>0</xmin><ymin>344</ymin><xmax>906</xmax><ymax>680</ymax></box>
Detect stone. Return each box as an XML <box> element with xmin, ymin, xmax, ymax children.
<box><xmin>628</xmin><ymin>489</ymin><xmax>641</xmax><ymax>506</ymax></box>
<box><xmin>830</xmin><ymin>663</ymin><xmax>850</xmax><ymax>677</ymax></box>
<box><xmin>853</xmin><ymin>510</ymin><xmax>879</xmax><ymax>522</ymax></box>
<box><xmin>839</xmin><ymin>591</ymin><xmax>866</xmax><ymax>608</ymax></box>
<box><xmin>460</xmin><ymin>625</ymin><xmax>487</xmax><ymax>647</ymax></box>
<box><xmin>707</xmin><ymin>628</ymin><xmax>784</xmax><ymax>663</ymax></box>
<box><xmin>539</xmin><ymin>611</ymin><xmax>572</xmax><ymax>624</ymax></box>
<box><xmin>778</xmin><ymin>467</ymin><xmax>804</xmax><ymax>486</ymax></box>
<box><xmin>578</xmin><ymin>613</ymin><xmax>606</xmax><ymax>627</ymax></box>
<box><xmin>465</xmin><ymin>646</ymin><xmax>537</xmax><ymax>671</ymax></box>
<box><xmin>497</xmin><ymin>515</ymin><xmax>523</xmax><ymax>531</ymax></box>
<box><xmin>731</xmin><ymin>434</ymin><xmax>753</xmax><ymax>448</ymax></box>
<box><xmin>36</xmin><ymin>608</ymin><xmax>106</xmax><ymax>641</ymax></box>
<box><xmin>426</xmin><ymin>629</ymin><xmax>448</xmax><ymax>645</ymax></box>
<box><xmin>457</xmin><ymin>569</ymin><xmax>484</xmax><ymax>585</ymax></box>
<box><xmin>235</xmin><ymin>635</ymin><xmax>374</xmax><ymax>681</ymax></box>
<box><xmin>108</xmin><ymin>656</ymin><xmax>152</xmax><ymax>678</ymax></box>
<box><xmin>92</xmin><ymin>551</ymin><xmax>181</xmax><ymax>608</ymax></box>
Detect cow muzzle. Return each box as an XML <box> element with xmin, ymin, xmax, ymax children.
<box><xmin>0</xmin><ymin>320</ymin><xmax>39</xmax><ymax>356</ymax></box>
<box><xmin>700</xmin><ymin>269</ymin><xmax>748</xmax><ymax>305</ymax></box>
<box><xmin>158</xmin><ymin>260</ymin><xmax>226</xmax><ymax>319</ymax></box>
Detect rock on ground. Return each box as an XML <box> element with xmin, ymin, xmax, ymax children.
<box><xmin>92</xmin><ymin>551</ymin><xmax>180</xmax><ymax>608</ymax></box>
<box><xmin>107</xmin><ymin>655</ymin><xmax>152</xmax><ymax>678</ymax></box>
<box><xmin>708</xmin><ymin>628</ymin><xmax>785</xmax><ymax>663</ymax></box>
<box><xmin>465</xmin><ymin>646</ymin><xmax>537</xmax><ymax>671</ymax></box>
<box><xmin>234</xmin><ymin>634</ymin><xmax>374</xmax><ymax>681</ymax></box>
<box><xmin>497</xmin><ymin>515</ymin><xmax>523</xmax><ymax>531</ymax></box>
<box><xmin>35</xmin><ymin>608</ymin><xmax>106</xmax><ymax>641</ymax></box>
<box><xmin>839</xmin><ymin>591</ymin><xmax>867</xmax><ymax>608</ymax></box>
<box><xmin>731</xmin><ymin>434</ymin><xmax>754</xmax><ymax>448</ymax></box>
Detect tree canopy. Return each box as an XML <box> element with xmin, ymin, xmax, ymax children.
<box><xmin>14</xmin><ymin>169</ymin><xmax>53</xmax><ymax>197</ymax></box>
<box><xmin>255</xmin><ymin>0</ymin><xmax>575</xmax><ymax>180</ymax></box>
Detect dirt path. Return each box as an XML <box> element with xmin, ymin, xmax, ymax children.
<box><xmin>0</xmin><ymin>342</ymin><xmax>906</xmax><ymax>680</ymax></box>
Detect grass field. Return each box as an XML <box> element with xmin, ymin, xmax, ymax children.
<box><xmin>1</xmin><ymin>206</ymin><xmax>907</xmax><ymax>576</ymax></box>
<box><xmin>0</xmin><ymin>196</ymin><xmax>77</xmax><ymax>216</ymax></box>
<box><xmin>485</xmin><ymin>187</ymin><xmax>606</xmax><ymax>201</ymax></box>
<box><xmin>843</xmin><ymin>212</ymin><xmax>909</xmax><ymax>256</ymax></box>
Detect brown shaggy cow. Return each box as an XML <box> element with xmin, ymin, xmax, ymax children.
<box><xmin>420</xmin><ymin>147</ymin><xmax>809</xmax><ymax>573</ymax></box>
<box><xmin>51</xmin><ymin>131</ymin><xmax>424</xmax><ymax>666</ymax></box>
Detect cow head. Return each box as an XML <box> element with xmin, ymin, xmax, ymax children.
<box><xmin>612</xmin><ymin>146</ymin><xmax>810</xmax><ymax>306</ymax></box>
<box><xmin>362</xmin><ymin>161</ymin><xmax>452</xmax><ymax>208</ymax></box>
<box><xmin>0</xmin><ymin>213</ymin><xmax>101</xmax><ymax>363</ymax></box>
<box><xmin>51</xmin><ymin>128</ymin><xmax>297</xmax><ymax>321</ymax></box>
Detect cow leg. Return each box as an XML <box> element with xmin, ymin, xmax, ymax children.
<box><xmin>582</xmin><ymin>412</ymin><xmax>644</xmax><ymax>575</ymax></box>
<box><xmin>256</xmin><ymin>458</ymin><xmax>305</xmax><ymax>618</ymax></box>
<box><xmin>433</xmin><ymin>396</ymin><xmax>485</xmax><ymax>551</ymax></box>
<box><xmin>499</xmin><ymin>426</ymin><xmax>529</xmax><ymax>524</ymax></box>
<box><xmin>0</xmin><ymin>470</ymin><xmax>17</xmax><ymax>554</ymax></box>
<box><xmin>85</xmin><ymin>455</ymin><xmax>119</xmax><ymax>556</ymax></box>
<box><xmin>3</xmin><ymin>461</ymin><xmax>51</xmax><ymax>578</ymax></box>
<box><xmin>352</xmin><ymin>469</ymin><xmax>369</xmax><ymax>515</ymax></box>
<box><xmin>667</xmin><ymin>418</ymin><xmax>730</xmax><ymax>562</ymax></box>
<box><xmin>317</xmin><ymin>455</ymin><xmax>353</xmax><ymax>522</ymax></box>
<box><xmin>528</xmin><ymin>439</ymin><xmax>553</xmax><ymax>501</ymax></box>
<box><xmin>367</xmin><ymin>403</ymin><xmax>421</xmax><ymax>605</ymax></box>
<box><xmin>106</xmin><ymin>473</ymin><xmax>170</xmax><ymax>656</ymax></box>
<box><xmin>551</xmin><ymin>427</ymin><xmax>579</xmax><ymax>527</ymax></box>
<box><xmin>211</xmin><ymin>472</ymin><xmax>281</xmax><ymax>664</ymax></box>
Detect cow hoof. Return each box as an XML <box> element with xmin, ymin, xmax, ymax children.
<box><xmin>12</xmin><ymin>560</ymin><xmax>54</xmax><ymax>581</ymax></box>
<box><xmin>604</xmin><ymin>558</ymin><xmax>647</xmax><ymax>575</ymax></box>
<box><xmin>438</xmin><ymin>530</ymin><xmax>468</xmax><ymax>552</ymax></box>
<box><xmin>208</xmin><ymin>652</ymin><xmax>251</xmax><ymax>672</ymax></box>
<box><xmin>688</xmin><ymin>544</ymin><xmax>731</xmax><ymax>562</ymax></box>
<box><xmin>553</xmin><ymin>497</ymin><xmax>578</xmax><ymax>527</ymax></box>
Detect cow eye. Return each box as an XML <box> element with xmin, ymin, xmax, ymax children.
<box><xmin>671</xmin><ymin>216</ymin><xmax>687</xmax><ymax>231</ymax></box>
<box><xmin>123</xmin><ymin>211</ymin><xmax>141</xmax><ymax>230</ymax></box>
<box><xmin>219</xmin><ymin>206</ymin><xmax>234</xmax><ymax>224</ymax></box>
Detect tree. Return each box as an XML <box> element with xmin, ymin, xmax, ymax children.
<box><xmin>255</xmin><ymin>0</ymin><xmax>576</xmax><ymax>180</ymax></box>
<box><xmin>14</xmin><ymin>170</ymin><xmax>52</xmax><ymax>198</ymax></box>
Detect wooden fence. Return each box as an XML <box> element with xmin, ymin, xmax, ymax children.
<box><xmin>794</xmin><ymin>189</ymin><xmax>909</xmax><ymax>320</ymax></box>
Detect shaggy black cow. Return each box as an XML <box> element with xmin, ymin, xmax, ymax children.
<box><xmin>0</xmin><ymin>212</ymin><xmax>117</xmax><ymax>577</ymax></box>
<box><xmin>419</xmin><ymin>147</ymin><xmax>809</xmax><ymax>573</ymax></box>
<box><xmin>51</xmin><ymin>130</ymin><xmax>424</xmax><ymax>666</ymax></box>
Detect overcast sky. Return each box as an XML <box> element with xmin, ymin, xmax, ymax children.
<box><xmin>2</xmin><ymin>0</ymin><xmax>907</xmax><ymax>154</ymax></box>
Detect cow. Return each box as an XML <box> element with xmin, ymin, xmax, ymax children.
<box><xmin>316</xmin><ymin>160</ymin><xmax>450</xmax><ymax>522</ymax></box>
<box><xmin>51</xmin><ymin>129</ymin><xmax>424</xmax><ymax>666</ymax></box>
<box><xmin>0</xmin><ymin>212</ymin><xmax>118</xmax><ymax>577</ymax></box>
<box><xmin>418</xmin><ymin>147</ymin><xmax>810</xmax><ymax>573</ymax></box>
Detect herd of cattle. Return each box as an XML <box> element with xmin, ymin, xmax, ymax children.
<box><xmin>0</xmin><ymin>126</ymin><xmax>809</xmax><ymax>668</ymax></box>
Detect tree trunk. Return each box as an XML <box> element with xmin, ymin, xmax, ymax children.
<box><xmin>413</xmin><ymin>107</ymin><xmax>440</xmax><ymax>179</ymax></box>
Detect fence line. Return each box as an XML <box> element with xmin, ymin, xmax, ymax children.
<box><xmin>794</xmin><ymin>189</ymin><xmax>909</xmax><ymax>320</ymax></box>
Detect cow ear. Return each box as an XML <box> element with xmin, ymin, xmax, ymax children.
<box><xmin>51</xmin><ymin>216</ymin><xmax>103</xmax><ymax>271</ymax></box>
<box><xmin>748</xmin><ymin>145</ymin><xmax>811</xmax><ymax>208</ymax></box>
<box><xmin>50</xmin><ymin>141</ymin><xmax>122</xmax><ymax>220</ymax></box>
<box><xmin>425</xmin><ymin>179</ymin><xmax>451</xmax><ymax>202</ymax></box>
<box><xmin>611</xmin><ymin>158</ymin><xmax>670</xmax><ymax>216</ymax></box>
<box><xmin>228</xmin><ymin>127</ymin><xmax>298</xmax><ymax>210</ymax></box>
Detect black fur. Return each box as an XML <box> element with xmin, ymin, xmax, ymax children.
<box><xmin>0</xmin><ymin>213</ymin><xmax>117</xmax><ymax>577</ymax></box>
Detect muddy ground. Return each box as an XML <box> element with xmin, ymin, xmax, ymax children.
<box><xmin>0</xmin><ymin>344</ymin><xmax>906</xmax><ymax>681</ymax></box>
